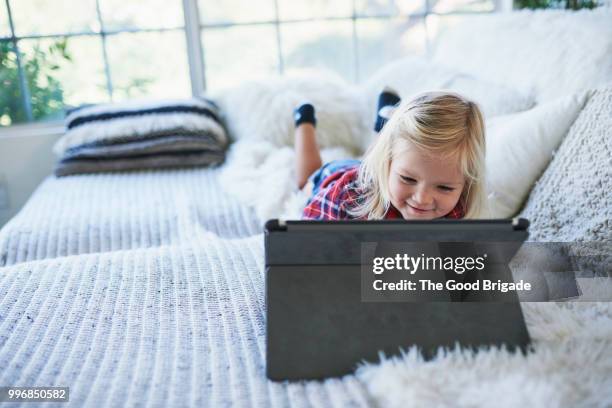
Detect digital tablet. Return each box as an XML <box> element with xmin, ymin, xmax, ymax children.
<box><xmin>265</xmin><ymin>218</ymin><xmax>531</xmax><ymax>381</ymax></box>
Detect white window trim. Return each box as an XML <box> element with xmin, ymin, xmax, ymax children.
<box><xmin>0</xmin><ymin>120</ymin><xmax>65</xmax><ymax>139</ymax></box>
<box><xmin>182</xmin><ymin>0</ymin><xmax>206</xmax><ymax>96</ymax></box>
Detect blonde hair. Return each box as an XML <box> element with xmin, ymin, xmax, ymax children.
<box><xmin>348</xmin><ymin>90</ymin><xmax>487</xmax><ymax>219</ymax></box>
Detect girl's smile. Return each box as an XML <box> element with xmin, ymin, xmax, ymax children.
<box><xmin>407</xmin><ymin>203</ymin><xmax>433</xmax><ymax>213</ymax></box>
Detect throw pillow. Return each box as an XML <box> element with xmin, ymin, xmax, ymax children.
<box><xmin>484</xmin><ymin>91</ymin><xmax>590</xmax><ymax>218</ymax></box>
<box><xmin>519</xmin><ymin>84</ymin><xmax>612</xmax><ymax>242</ymax></box>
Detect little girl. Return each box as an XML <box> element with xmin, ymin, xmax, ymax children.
<box><xmin>294</xmin><ymin>89</ymin><xmax>487</xmax><ymax>220</ymax></box>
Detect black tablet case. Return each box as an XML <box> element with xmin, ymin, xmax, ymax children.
<box><xmin>265</xmin><ymin>219</ymin><xmax>531</xmax><ymax>381</ymax></box>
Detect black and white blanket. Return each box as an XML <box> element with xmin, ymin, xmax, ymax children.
<box><xmin>54</xmin><ymin>98</ymin><xmax>228</xmax><ymax>176</ymax></box>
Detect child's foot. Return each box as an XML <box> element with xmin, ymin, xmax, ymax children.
<box><xmin>294</xmin><ymin>103</ymin><xmax>317</xmax><ymax>128</ymax></box>
<box><xmin>374</xmin><ymin>87</ymin><xmax>401</xmax><ymax>132</ymax></box>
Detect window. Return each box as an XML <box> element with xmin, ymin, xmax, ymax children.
<box><xmin>1</xmin><ymin>0</ymin><xmax>190</xmax><ymax>126</ymax></box>
<box><xmin>0</xmin><ymin>0</ymin><xmax>495</xmax><ymax>128</ymax></box>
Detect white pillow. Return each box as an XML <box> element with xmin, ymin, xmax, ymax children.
<box><xmin>484</xmin><ymin>91</ymin><xmax>590</xmax><ymax>218</ymax></box>
<box><xmin>430</xmin><ymin>9</ymin><xmax>612</xmax><ymax>102</ymax></box>
<box><xmin>362</xmin><ymin>56</ymin><xmax>457</xmax><ymax>120</ymax></box>
<box><xmin>445</xmin><ymin>74</ymin><xmax>535</xmax><ymax>118</ymax></box>
<box><xmin>361</xmin><ymin>56</ymin><xmax>534</xmax><ymax>121</ymax></box>
<box><xmin>212</xmin><ymin>69</ymin><xmax>369</xmax><ymax>155</ymax></box>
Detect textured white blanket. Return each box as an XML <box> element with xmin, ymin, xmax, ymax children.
<box><xmin>0</xmin><ymin>169</ymin><xmax>372</xmax><ymax>407</ymax></box>
<box><xmin>1</xmin><ymin>168</ymin><xmax>611</xmax><ymax>407</ymax></box>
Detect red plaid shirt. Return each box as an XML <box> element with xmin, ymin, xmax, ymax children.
<box><xmin>302</xmin><ymin>167</ymin><xmax>465</xmax><ymax>220</ymax></box>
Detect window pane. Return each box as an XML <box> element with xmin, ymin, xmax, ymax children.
<box><xmin>106</xmin><ymin>31</ymin><xmax>191</xmax><ymax>101</ymax></box>
<box><xmin>99</xmin><ymin>0</ymin><xmax>184</xmax><ymax>31</ymax></box>
<box><xmin>354</xmin><ymin>0</ymin><xmax>425</xmax><ymax>17</ymax></box>
<box><xmin>198</xmin><ymin>0</ymin><xmax>275</xmax><ymax>24</ymax></box>
<box><xmin>11</xmin><ymin>0</ymin><xmax>99</xmax><ymax>36</ymax></box>
<box><xmin>0</xmin><ymin>41</ymin><xmax>28</xmax><ymax>126</ymax></box>
<box><xmin>18</xmin><ymin>36</ymin><xmax>108</xmax><ymax>121</ymax></box>
<box><xmin>431</xmin><ymin>0</ymin><xmax>494</xmax><ymax>13</ymax></box>
<box><xmin>356</xmin><ymin>17</ymin><xmax>427</xmax><ymax>81</ymax></box>
<box><xmin>1</xmin><ymin>3</ymin><xmax>10</xmax><ymax>38</ymax></box>
<box><xmin>202</xmin><ymin>25</ymin><xmax>278</xmax><ymax>92</ymax></box>
<box><xmin>277</xmin><ymin>0</ymin><xmax>352</xmax><ymax>20</ymax></box>
<box><xmin>281</xmin><ymin>20</ymin><xmax>355</xmax><ymax>82</ymax></box>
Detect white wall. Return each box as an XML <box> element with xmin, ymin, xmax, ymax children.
<box><xmin>0</xmin><ymin>125</ymin><xmax>62</xmax><ymax>228</ymax></box>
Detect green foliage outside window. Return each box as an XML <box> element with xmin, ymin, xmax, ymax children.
<box><xmin>0</xmin><ymin>39</ymin><xmax>70</xmax><ymax>126</ymax></box>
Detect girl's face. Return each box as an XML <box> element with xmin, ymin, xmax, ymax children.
<box><xmin>388</xmin><ymin>141</ymin><xmax>465</xmax><ymax>220</ymax></box>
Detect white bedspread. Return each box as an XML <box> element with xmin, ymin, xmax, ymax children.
<box><xmin>1</xmin><ymin>168</ymin><xmax>611</xmax><ymax>408</ymax></box>
<box><xmin>0</xmin><ymin>169</ymin><xmax>263</xmax><ymax>266</ymax></box>
<box><xmin>0</xmin><ymin>169</ymin><xmax>372</xmax><ymax>407</ymax></box>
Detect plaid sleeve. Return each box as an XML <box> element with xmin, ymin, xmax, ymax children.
<box><xmin>302</xmin><ymin>170</ymin><xmax>358</xmax><ymax>220</ymax></box>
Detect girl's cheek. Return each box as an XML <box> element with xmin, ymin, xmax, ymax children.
<box><xmin>395</xmin><ymin>183</ymin><xmax>412</xmax><ymax>200</ymax></box>
<box><xmin>389</xmin><ymin>178</ymin><xmax>402</xmax><ymax>198</ymax></box>
<box><xmin>446</xmin><ymin>191</ymin><xmax>462</xmax><ymax>208</ymax></box>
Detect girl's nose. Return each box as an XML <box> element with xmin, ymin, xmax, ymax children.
<box><xmin>413</xmin><ymin>186</ymin><xmax>433</xmax><ymax>206</ymax></box>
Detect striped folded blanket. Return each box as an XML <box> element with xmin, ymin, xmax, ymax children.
<box><xmin>53</xmin><ymin>97</ymin><xmax>228</xmax><ymax>176</ymax></box>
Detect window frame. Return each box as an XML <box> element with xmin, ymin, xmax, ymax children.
<box><xmin>0</xmin><ymin>0</ymin><xmax>507</xmax><ymax>135</ymax></box>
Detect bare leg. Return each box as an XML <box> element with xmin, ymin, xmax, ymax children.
<box><xmin>295</xmin><ymin>123</ymin><xmax>322</xmax><ymax>189</ymax></box>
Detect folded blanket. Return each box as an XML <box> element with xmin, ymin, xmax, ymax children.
<box><xmin>53</xmin><ymin>97</ymin><xmax>229</xmax><ymax>177</ymax></box>
<box><xmin>61</xmin><ymin>134</ymin><xmax>222</xmax><ymax>160</ymax></box>
<box><xmin>55</xmin><ymin>150</ymin><xmax>225</xmax><ymax>177</ymax></box>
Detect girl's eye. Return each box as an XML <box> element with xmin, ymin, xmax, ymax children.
<box><xmin>438</xmin><ymin>185</ymin><xmax>455</xmax><ymax>192</ymax></box>
<box><xmin>400</xmin><ymin>176</ymin><xmax>416</xmax><ymax>183</ymax></box>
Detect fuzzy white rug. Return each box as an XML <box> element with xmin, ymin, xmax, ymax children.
<box><xmin>213</xmin><ymin>69</ymin><xmax>372</xmax><ymax>154</ymax></box>
<box><xmin>356</xmin><ymin>302</ymin><xmax>612</xmax><ymax>408</ymax></box>
<box><xmin>219</xmin><ymin>140</ymin><xmax>356</xmax><ymax>222</ymax></box>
